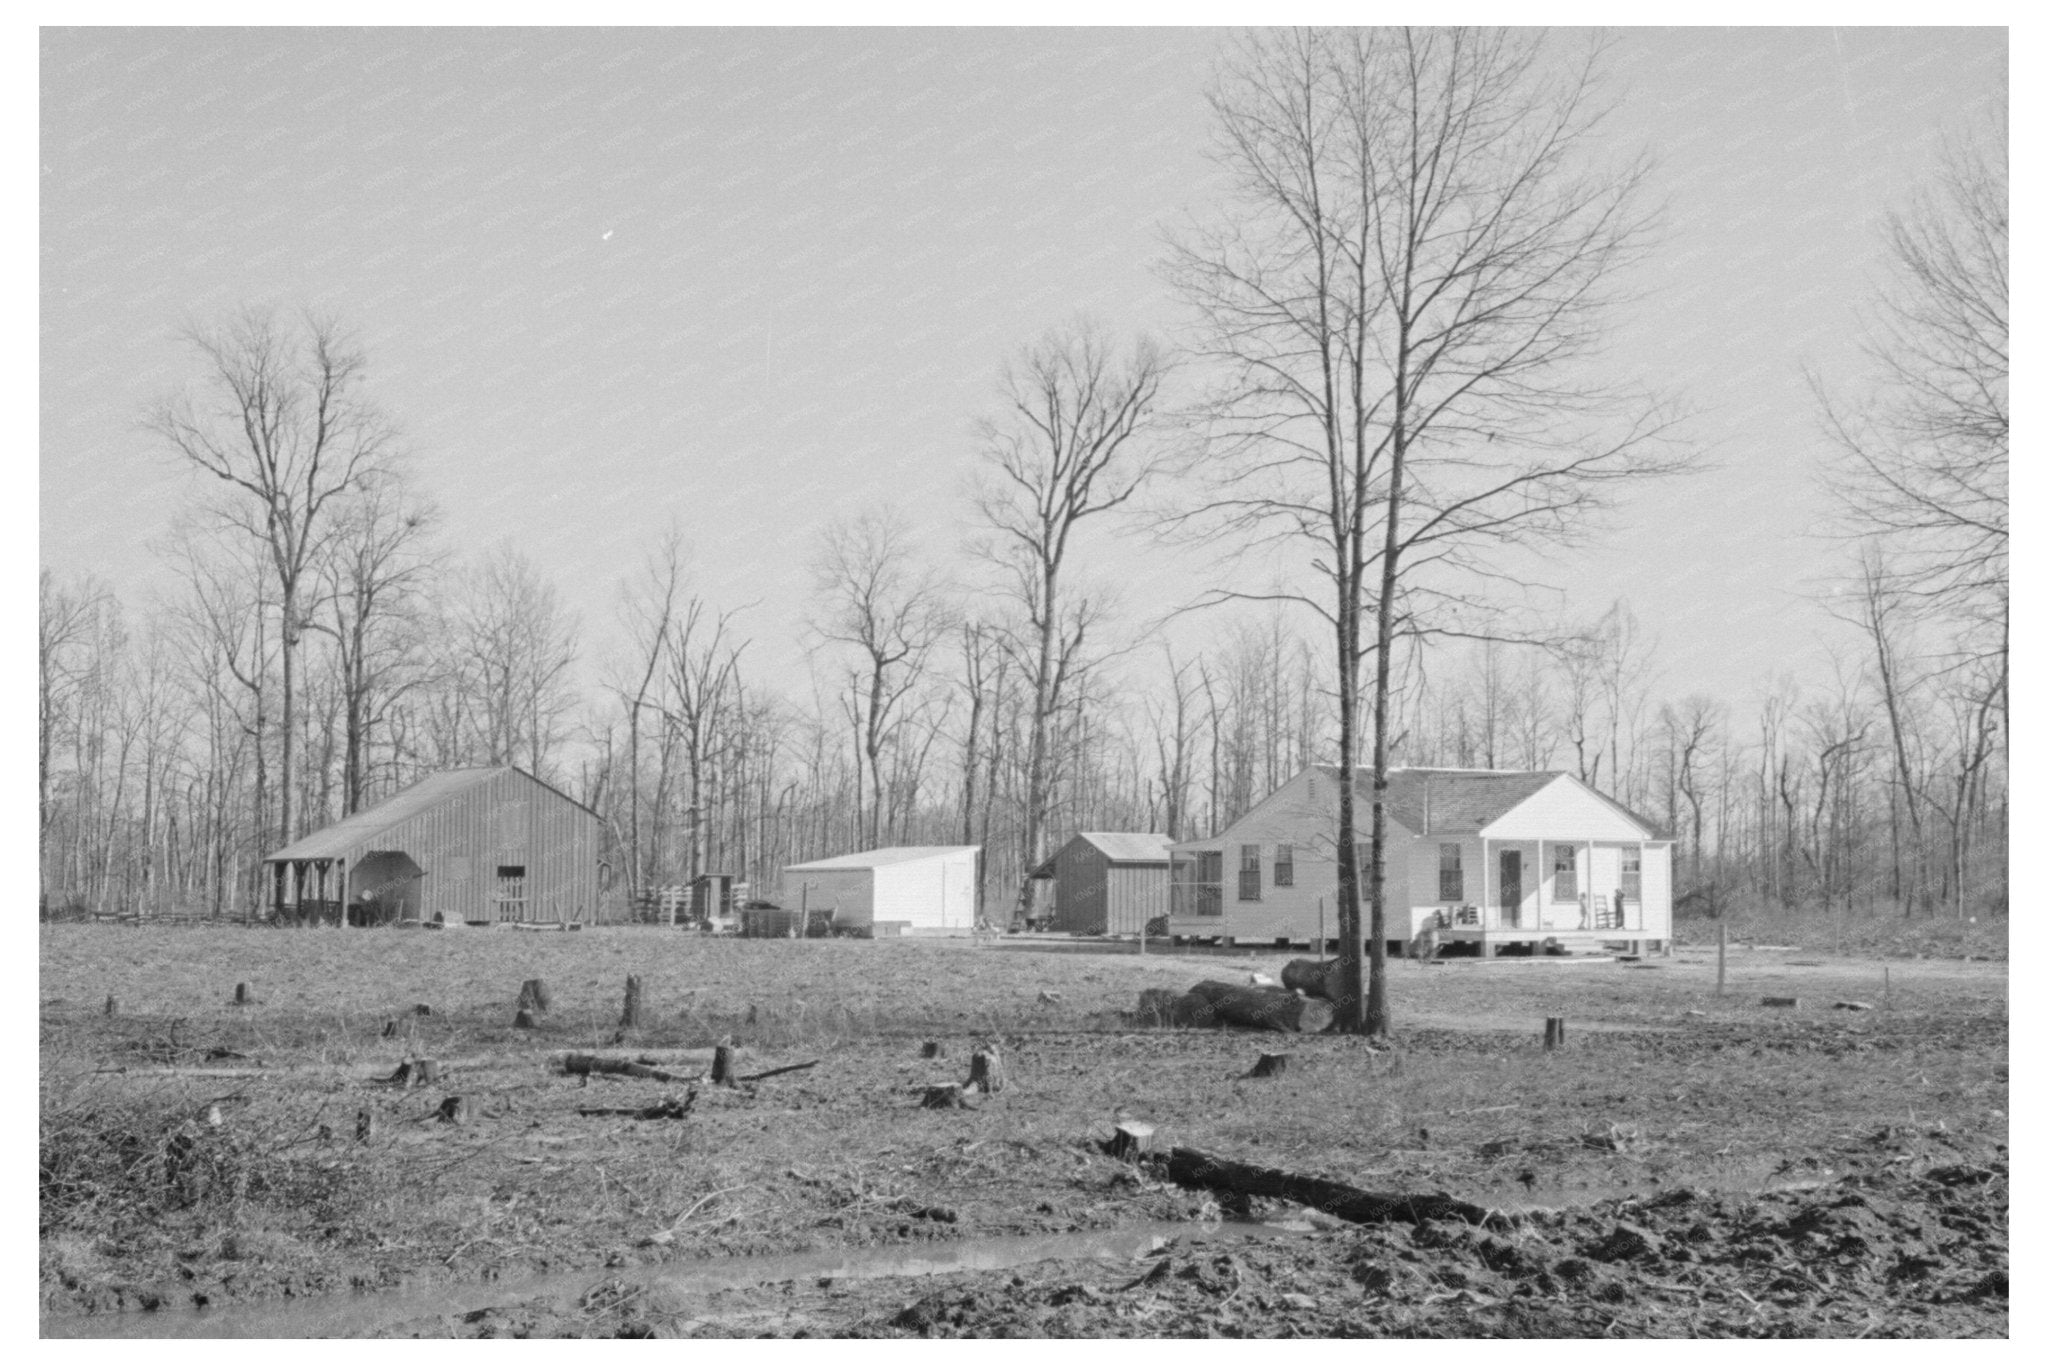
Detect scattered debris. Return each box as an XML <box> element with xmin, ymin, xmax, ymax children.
<box><xmin>1762</xmin><ymin>997</ymin><xmax>1800</xmax><ymax>1008</ymax></box>
<box><xmin>1245</xmin><ymin>1052</ymin><xmax>1291</xmax><ymax>1079</ymax></box>
<box><xmin>1833</xmin><ymin>1001</ymin><xmax>1875</xmax><ymax>1012</ymax></box>
<box><xmin>1159</xmin><ymin>1146</ymin><xmax>1505</xmax><ymax>1228</ymax></box>
<box><xmin>436</xmin><ymin>1096</ymin><xmax>471</xmax><ymax>1124</ymax></box>
<box><xmin>1037</xmin><ymin>990</ymin><xmax>1063</xmax><ymax>1006</ymax></box>
<box><xmin>560</xmin><ymin>1053</ymin><xmax>695</xmax><ymax>1084</ymax></box>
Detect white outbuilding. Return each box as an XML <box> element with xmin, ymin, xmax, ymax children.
<box><xmin>781</xmin><ymin>846</ymin><xmax>981</xmax><ymax>935</ymax></box>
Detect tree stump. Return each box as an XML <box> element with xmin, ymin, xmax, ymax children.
<box><xmin>1247</xmin><ymin>1052</ymin><xmax>1291</xmax><ymax>1079</ymax></box>
<box><xmin>415</xmin><ymin>1058</ymin><xmax>442</xmax><ymax>1085</ymax></box>
<box><xmin>711</xmin><ymin>1044</ymin><xmax>740</xmax><ymax>1087</ymax></box>
<box><xmin>619</xmin><ymin>975</ymin><xmax>644</xmax><ymax>1028</ymax></box>
<box><xmin>513</xmin><ymin>1008</ymin><xmax>538</xmax><ymax>1030</ymax></box>
<box><xmin>382</xmin><ymin>1019</ymin><xmax>399</xmax><ymax>1038</ymax></box>
<box><xmin>1135</xmin><ymin>988</ymin><xmax>1193</xmax><ymax>1026</ymax></box>
<box><xmin>1761</xmin><ymin>996</ymin><xmax>1800</xmax><ymax>1009</ymax></box>
<box><xmin>1107</xmin><ymin>1120</ymin><xmax>1158</xmax><ymax>1160</ymax></box>
<box><xmin>355</xmin><ymin>1109</ymin><xmax>376</xmax><ymax>1142</ymax></box>
<box><xmin>413</xmin><ymin>1003</ymin><xmax>433</xmax><ymax>1017</ymax></box>
<box><xmin>921</xmin><ymin>1083</ymin><xmax>980</xmax><ymax>1110</ymax></box>
<box><xmin>103</xmin><ymin>994</ymin><xmax>119</xmax><ymax>1018</ymax></box>
<box><xmin>920</xmin><ymin>1040</ymin><xmax>946</xmax><ymax>1059</ymax></box>
<box><xmin>1543</xmin><ymin>1017</ymin><xmax>1566</xmax><ymax>1051</ymax></box>
<box><xmin>967</xmin><ymin>1046</ymin><xmax>1007</xmax><ymax>1095</ymax></box>
<box><xmin>517</xmin><ymin>978</ymin><xmax>553</xmax><ymax>1013</ymax></box>
<box><xmin>437</xmin><ymin>1095</ymin><xmax>470</xmax><ymax>1124</ymax></box>
<box><xmin>233</xmin><ymin>982</ymin><xmax>251</xmax><ymax>1006</ymax></box>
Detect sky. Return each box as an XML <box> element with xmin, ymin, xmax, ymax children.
<box><xmin>37</xmin><ymin>26</ymin><xmax>2008</xmax><ymax>721</ymax></box>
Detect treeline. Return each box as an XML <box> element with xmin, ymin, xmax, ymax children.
<box><xmin>39</xmin><ymin>556</ymin><xmax>2005</xmax><ymax>923</ymax></box>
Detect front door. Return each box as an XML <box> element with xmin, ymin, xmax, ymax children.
<box><xmin>1499</xmin><ymin>850</ymin><xmax>1522</xmax><ymax>928</ymax></box>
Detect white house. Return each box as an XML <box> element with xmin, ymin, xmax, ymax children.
<box><xmin>781</xmin><ymin>846</ymin><xmax>980</xmax><ymax>935</ymax></box>
<box><xmin>1167</xmin><ymin>766</ymin><xmax>1672</xmax><ymax>955</ymax></box>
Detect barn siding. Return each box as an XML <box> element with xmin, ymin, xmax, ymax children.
<box><xmin>796</xmin><ymin>869</ymin><xmax>875</xmax><ymax>927</ymax></box>
<box><xmin>1641</xmin><ymin>844</ymin><xmax>1673</xmax><ymax>938</ymax></box>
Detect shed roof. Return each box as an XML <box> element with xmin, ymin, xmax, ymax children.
<box><xmin>785</xmin><ymin>845</ymin><xmax>980</xmax><ymax>872</ymax></box>
<box><xmin>1029</xmin><ymin>832</ymin><xmax>1174</xmax><ymax>878</ymax></box>
<box><xmin>263</xmin><ymin>766</ymin><xmax>596</xmax><ymax>864</ymax></box>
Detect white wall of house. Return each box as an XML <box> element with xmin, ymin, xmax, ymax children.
<box><xmin>1483</xmin><ymin>776</ymin><xmax>1652</xmax><ymax>843</ymax></box>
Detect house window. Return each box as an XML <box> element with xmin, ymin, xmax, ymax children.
<box><xmin>1438</xmin><ymin>843</ymin><xmax>1463</xmax><ymax>901</ymax></box>
<box><xmin>1553</xmin><ymin>845</ymin><xmax>1578</xmax><ymax>900</ymax></box>
<box><xmin>1621</xmin><ymin>851</ymin><xmax>1642</xmax><ymax>899</ymax></box>
<box><xmin>1238</xmin><ymin>845</ymin><xmax>1262</xmax><ymax>901</ymax></box>
<box><xmin>1274</xmin><ymin>844</ymin><xmax>1295</xmax><ymax>887</ymax></box>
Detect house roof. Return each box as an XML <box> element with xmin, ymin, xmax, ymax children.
<box><xmin>785</xmin><ymin>845</ymin><xmax>980</xmax><ymax>872</ymax></box>
<box><xmin>1312</xmin><ymin>766</ymin><xmax>1663</xmax><ymax>838</ymax></box>
<box><xmin>1029</xmin><ymin>832</ymin><xmax>1174</xmax><ymax>878</ymax></box>
<box><xmin>263</xmin><ymin>766</ymin><xmax>599</xmax><ymax>864</ymax></box>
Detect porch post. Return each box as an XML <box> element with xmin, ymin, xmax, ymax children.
<box><xmin>1535</xmin><ymin>839</ymin><xmax>1545</xmax><ymax>931</ymax></box>
<box><xmin>1481</xmin><ymin>839</ymin><xmax>1491</xmax><ymax>929</ymax></box>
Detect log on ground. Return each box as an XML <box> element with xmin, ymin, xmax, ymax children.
<box><xmin>1161</xmin><ymin>1147</ymin><xmax>1504</xmax><ymax>1227</ymax></box>
<box><xmin>1185</xmin><ymin>980</ymin><xmax>1333</xmax><ymax>1033</ymax></box>
<box><xmin>558</xmin><ymin>1053</ymin><xmax>695</xmax><ymax>1083</ymax></box>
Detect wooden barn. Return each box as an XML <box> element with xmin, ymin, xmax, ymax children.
<box><xmin>262</xmin><ymin>766</ymin><xmax>602</xmax><ymax>927</ymax></box>
<box><xmin>1167</xmin><ymin>766</ymin><xmax>1673</xmax><ymax>955</ymax></box>
<box><xmin>1029</xmin><ymin>833</ymin><xmax>1173</xmax><ymax>935</ymax></box>
<box><xmin>781</xmin><ymin>846</ymin><xmax>979</xmax><ymax>936</ymax></box>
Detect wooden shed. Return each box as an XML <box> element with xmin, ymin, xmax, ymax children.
<box><xmin>262</xmin><ymin>766</ymin><xmax>601</xmax><ymax>927</ymax></box>
<box><xmin>781</xmin><ymin>846</ymin><xmax>980</xmax><ymax>935</ymax></box>
<box><xmin>1030</xmin><ymin>833</ymin><xmax>1173</xmax><ymax>936</ymax></box>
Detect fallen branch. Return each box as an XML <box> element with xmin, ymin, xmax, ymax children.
<box><xmin>1159</xmin><ymin>1146</ymin><xmax>1508</xmax><ymax>1228</ymax></box>
<box><xmin>736</xmin><ymin>1059</ymin><xmax>820</xmax><ymax>1083</ymax></box>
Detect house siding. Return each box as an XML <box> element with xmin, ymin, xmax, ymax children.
<box><xmin>1482</xmin><ymin>776</ymin><xmax>1649</xmax><ymax>842</ymax></box>
<box><xmin>795</xmin><ymin>869</ymin><xmax>874</xmax><ymax>927</ymax></box>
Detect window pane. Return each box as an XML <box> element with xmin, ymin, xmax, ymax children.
<box><xmin>1274</xmin><ymin>843</ymin><xmax>1294</xmax><ymax>888</ymax></box>
<box><xmin>1554</xmin><ymin>846</ymin><xmax>1578</xmax><ymax>900</ymax></box>
<box><xmin>1238</xmin><ymin>845</ymin><xmax>1261</xmax><ymax>901</ymax></box>
<box><xmin>1438</xmin><ymin>843</ymin><xmax>1463</xmax><ymax>900</ymax></box>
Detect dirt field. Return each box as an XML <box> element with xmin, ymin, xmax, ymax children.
<box><xmin>39</xmin><ymin>922</ymin><xmax>2008</xmax><ymax>1338</ymax></box>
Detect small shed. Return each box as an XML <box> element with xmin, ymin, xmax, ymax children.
<box><xmin>1030</xmin><ymin>833</ymin><xmax>1173</xmax><ymax>935</ymax></box>
<box><xmin>781</xmin><ymin>846</ymin><xmax>980</xmax><ymax>935</ymax></box>
<box><xmin>262</xmin><ymin>766</ymin><xmax>601</xmax><ymax>927</ymax></box>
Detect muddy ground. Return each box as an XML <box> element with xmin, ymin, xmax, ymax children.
<box><xmin>40</xmin><ymin>924</ymin><xmax>2008</xmax><ymax>1338</ymax></box>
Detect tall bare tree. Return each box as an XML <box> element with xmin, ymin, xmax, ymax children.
<box><xmin>972</xmin><ymin>320</ymin><xmax>1165</xmax><ymax>919</ymax></box>
<box><xmin>147</xmin><ymin>308</ymin><xmax>400</xmax><ymax>847</ymax></box>
<box><xmin>810</xmin><ymin>509</ymin><xmax>949</xmax><ymax>847</ymax></box>
<box><xmin>1169</xmin><ymin>27</ymin><xmax>1682</xmax><ymax>1034</ymax></box>
<box><xmin>1820</xmin><ymin>114</ymin><xmax>2007</xmax><ymax>679</ymax></box>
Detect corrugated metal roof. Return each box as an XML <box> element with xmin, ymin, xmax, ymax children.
<box><xmin>784</xmin><ymin>845</ymin><xmax>980</xmax><ymax>872</ymax></box>
<box><xmin>263</xmin><ymin>768</ymin><xmax>506</xmax><ymax>863</ymax></box>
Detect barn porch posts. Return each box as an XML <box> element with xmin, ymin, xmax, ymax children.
<box><xmin>269</xmin><ymin>858</ymin><xmax>346</xmax><ymax>925</ymax></box>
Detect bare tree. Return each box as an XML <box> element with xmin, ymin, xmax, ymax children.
<box><xmin>310</xmin><ymin>471</ymin><xmax>438</xmax><ymax>814</ymax></box>
<box><xmin>972</xmin><ymin>320</ymin><xmax>1166</xmax><ymax>919</ymax></box>
<box><xmin>609</xmin><ymin>530</ymin><xmax>686</xmax><ymax>894</ymax></box>
<box><xmin>1168</xmin><ymin>27</ymin><xmax>1682</xmax><ymax>1035</ymax></box>
<box><xmin>442</xmin><ymin>544</ymin><xmax>580</xmax><ymax>778</ymax></box>
<box><xmin>1819</xmin><ymin>114</ymin><xmax>2007</xmax><ymax>678</ymax></box>
<box><xmin>810</xmin><ymin>509</ymin><xmax>949</xmax><ymax>847</ymax></box>
<box><xmin>147</xmin><ymin>308</ymin><xmax>400</xmax><ymax>847</ymax></box>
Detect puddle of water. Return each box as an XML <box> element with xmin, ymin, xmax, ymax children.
<box><xmin>40</xmin><ymin>1219</ymin><xmax>1301</xmax><ymax>1340</ymax></box>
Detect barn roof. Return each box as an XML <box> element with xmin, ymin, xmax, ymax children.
<box><xmin>263</xmin><ymin>766</ymin><xmax>595</xmax><ymax>864</ymax></box>
<box><xmin>785</xmin><ymin>845</ymin><xmax>980</xmax><ymax>872</ymax></box>
<box><xmin>1312</xmin><ymin>766</ymin><xmax>1662</xmax><ymax>837</ymax></box>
